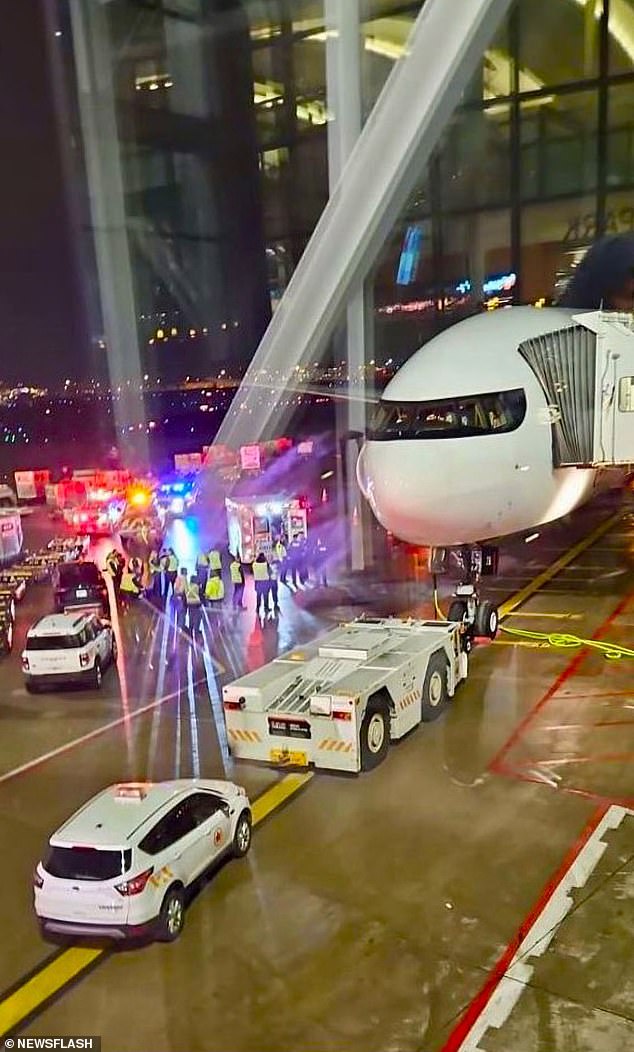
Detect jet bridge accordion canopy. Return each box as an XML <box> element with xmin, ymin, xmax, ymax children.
<box><xmin>518</xmin><ymin>325</ymin><xmax>596</xmax><ymax>466</ymax></box>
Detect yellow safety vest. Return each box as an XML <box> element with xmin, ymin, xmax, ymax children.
<box><xmin>230</xmin><ymin>562</ymin><xmax>242</xmax><ymax>584</ymax></box>
<box><xmin>105</xmin><ymin>556</ymin><xmax>119</xmax><ymax>577</ymax></box>
<box><xmin>185</xmin><ymin>581</ymin><xmax>201</xmax><ymax>605</ymax></box>
<box><xmin>208</xmin><ymin>550</ymin><xmax>222</xmax><ymax>570</ymax></box>
<box><xmin>252</xmin><ymin>560</ymin><xmax>270</xmax><ymax>582</ymax></box>
<box><xmin>121</xmin><ymin>571</ymin><xmax>140</xmax><ymax>595</ymax></box>
<box><xmin>167</xmin><ymin>554</ymin><xmax>178</xmax><ymax>572</ymax></box>
<box><xmin>149</xmin><ymin>555</ymin><xmax>161</xmax><ymax>574</ymax></box>
<box><xmin>205</xmin><ymin>576</ymin><xmax>225</xmax><ymax>601</ymax></box>
<box><xmin>273</xmin><ymin>542</ymin><xmax>286</xmax><ymax>561</ymax></box>
<box><xmin>196</xmin><ymin>552</ymin><xmax>209</xmax><ymax>567</ymax></box>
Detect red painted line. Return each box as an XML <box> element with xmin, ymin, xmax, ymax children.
<box><xmin>489</xmin><ymin>591</ymin><xmax>634</xmax><ymax>774</ymax></box>
<box><xmin>557</xmin><ymin>690</ymin><xmax>634</xmax><ymax>700</ymax></box>
<box><xmin>439</xmin><ymin>806</ymin><xmax>609</xmax><ymax>1052</ymax></box>
<box><xmin>518</xmin><ymin>751</ymin><xmax>634</xmax><ymax>768</ymax></box>
<box><xmin>494</xmin><ymin>760</ymin><xmax>634</xmax><ymax>810</ymax></box>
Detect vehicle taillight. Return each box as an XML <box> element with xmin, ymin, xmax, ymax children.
<box><xmin>33</xmin><ymin>868</ymin><xmax>43</xmax><ymax>889</ymax></box>
<box><xmin>79</xmin><ymin>652</ymin><xmax>91</xmax><ymax>667</ymax></box>
<box><xmin>332</xmin><ymin>711</ymin><xmax>352</xmax><ymax>721</ymax></box>
<box><xmin>115</xmin><ymin>867</ymin><xmax>154</xmax><ymax>896</ymax></box>
<box><xmin>22</xmin><ymin>654</ymin><xmax>29</xmax><ymax>671</ymax></box>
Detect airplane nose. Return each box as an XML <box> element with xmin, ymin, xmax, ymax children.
<box><xmin>357</xmin><ymin>441</ymin><xmax>456</xmax><ymax>544</ymax></box>
<box><xmin>357</xmin><ymin>439</ymin><xmax>514</xmax><ymax>546</ymax></box>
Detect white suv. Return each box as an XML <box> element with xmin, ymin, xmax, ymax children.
<box><xmin>22</xmin><ymin>612</ymin><xmax>117</xmax><ymax>692</ymax></box>
<box><xmin>34</xmin><ymin>780</ymin><xmax>252</xmax><ymax>942</ymax></box>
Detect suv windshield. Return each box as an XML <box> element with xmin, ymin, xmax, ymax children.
<box><xmin>58</xmin><ymin>563</ymin><xmax>101</xmax><ymax>588</ymax></box>
<box><xmin>43</xmin><ymin>846</ymin><xmax>131</xmax><ymax>881</ymax></box>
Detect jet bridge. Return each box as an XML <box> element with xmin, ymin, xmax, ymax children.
<box><xmin>519</xmin><ymin>311</ymin><xmax>634</xmax><ymax>468</ymax></box>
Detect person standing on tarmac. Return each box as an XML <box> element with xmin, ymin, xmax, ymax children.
<box><xmin>105</xmin><ymin>549</ymin><xmax>121</xmax><ymax>600</ymax></box>
<box><xmin>207</xmin><ymin>546</ymin><xmax>222</xmax><ymax>575</ymax></box>
<box><xmin>185</xmin><ymin>574</ymin><xmax>203</xmax><ymax>637</ymax></box>
<box><xmin>287</xmin><ymin>535</ymin><xmax>302</xmax><ymax>589</ymax></box>
<box><xmin>272</xmin><ymin>537</ymin><xmax>287</xmax><ymax>585</ymax></box>
<box><xmin>229</xmin><ymin>554</ymin><xmax>245</xmax><ymax>610</ymax></box>
<box><xmin>196</xmin><ymin>549</ymin><xmax>209</xmax><ymax>593</ymax></box>
<box><xmin>148</xmin><ymin>548</ymin><xmax>162</xmax><ymax>603</ymax></box>
<box><xmin>172</xmin><ymin>567</ymin><xmax>188</xmax><ymax>630</ymax></box>
<box><xmin>163</xmin><ymin>547</ymin><xmax>178</xmax><ymax>600</ymax></box>
<box><xmin>204</xmin><ymin>571</ymin><xmax>225</xmax><ymax>616</ymax></box>
<box><xmin>120</xmin><ymin>561</ymin><xmax>141</xmax><ymax>613</ymax></box>
<box><xmin>268</xmin><ymin>557</ymin><xmax>280</xmax><ymax>613</ymax></box>
<box><xmin>252</xmin><ymin>552</ymin><xmax>270</xmax><ymax>617</ymax></box>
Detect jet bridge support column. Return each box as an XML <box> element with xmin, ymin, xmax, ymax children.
<box><xmin>325</xmin><ymin>0</ymin><xmax>369</xmax><ymax>571</ymax></box>
<box><xmin>69</xmin><ymin>0</ymin><xmax>148</xmax><ymax>469</ymax></box>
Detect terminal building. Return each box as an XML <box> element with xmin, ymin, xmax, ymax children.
<box><xmin>51</xmin><ymin>0</ymin><xmax>634</xmax><ymax>384</ymax></box>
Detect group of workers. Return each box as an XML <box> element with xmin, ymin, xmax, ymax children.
<box><xmin>104</xmin><ymin>532</ymin><xmax>331</xmax><ymax>629</ymax></box>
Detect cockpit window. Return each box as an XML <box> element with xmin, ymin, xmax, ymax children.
<box><xmin>368</xmin><ymin>389</ymin><xmax>527</xmax><ymax>441</ymax></box>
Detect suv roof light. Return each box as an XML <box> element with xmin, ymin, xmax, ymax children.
<box><xmin>114</xmin><ymin>783</ymin><xmax>152</xmax><ymax>801</ymax></box>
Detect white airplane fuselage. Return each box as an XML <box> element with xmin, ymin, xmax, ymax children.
<box><xmin>357</xmin><ymin>307</ymin><xmax>622</xmax><ymax>547</ymax></box>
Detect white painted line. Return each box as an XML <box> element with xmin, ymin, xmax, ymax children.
<box><xmin>457</xmin><ymin>805</ymin><xmax>634</xmax><ymax>1052</ymax></box>
<box><xmin>0</xmin><ymin>682</ymin><xmax>187</xmax><ymax>787</ymax></box>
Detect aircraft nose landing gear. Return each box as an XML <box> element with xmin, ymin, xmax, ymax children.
<box><xmin>431</xmin><ymin>547</ymin><xmax>500</xmax><ymax>647</ymax></box>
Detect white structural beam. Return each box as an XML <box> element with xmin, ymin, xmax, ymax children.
<box><xmin>216</xmin><ymin>0</ymin><xmax>514</xmax><ymax>448</ymax></box>
<box><xmin>325</xmin><ymin>0</ymin><xmax>366</xmax><ymax>570</ymax></box>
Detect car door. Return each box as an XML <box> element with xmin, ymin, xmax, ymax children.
<box><xmin>187</xmin><ymin>792</ymin><xmax>232</xmax><ymax>878</ymax></box>
<box><xmin>156</xmin><ymin>798</ymin><xmax>205</xmax><ymax>887</ymax></box>
<box><xmin>93</xmin><ymin>619</ymin><xmax>110</xmax><ymax>662</ymax></box>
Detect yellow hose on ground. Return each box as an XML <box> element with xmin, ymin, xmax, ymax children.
<box><xmin>498</xmin><ymin>624</ymin><xmax>634</xmax><ymax>660</ymax></box>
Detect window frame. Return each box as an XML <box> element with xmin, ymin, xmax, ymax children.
<box><xmin>368</xmin><ymin>388</ymin><xmax>527</xmax><ymax>441</ymax></box>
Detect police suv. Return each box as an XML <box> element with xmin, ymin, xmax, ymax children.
<box><xmin>34</xmin><ymin>780</ymin><xmax>252</xmax><ymax>941</ymax></box>
<box><xmin>22</xmin><ymin>612</ymin><xmax>117</xmax><ymax>692</ymax></box>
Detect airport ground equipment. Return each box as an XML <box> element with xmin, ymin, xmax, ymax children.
<box><xmin>222</xmin><ymin>616</ymin><xmax>468</xmax><ymax>773</ymax></box>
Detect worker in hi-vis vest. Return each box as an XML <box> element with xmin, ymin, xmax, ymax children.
<box><xmin>251</xmin><ymin>552</ymin><xmax>270</xmax><ymax>617</ymax></box>
<box><xmin>205</xmin><ymin>572</ymin><xmax>225</xmax><ymax>613</ymax></box>
<box><xmin>185</xmin><ymin>576</ymin><xmax>202</xmax><ymax>636</ymax></box>
<box><xmin>207</xmin><ymin>547</ymin><xmax>222</xmax><ymax>573</ymax></box>
<box><xmin>162</xmin><ymin>548</ymin><xmax>179</xmax><ymax>599</ymax></box>
<box><xmin>229</xmin><ymin>555</ymin><xmax>245</xmax><ymax>610</ymax></box>
<box><xmin>120</xmin><ymin>562</ymin><xmax>141</xmax><ymax>612</ymax></box>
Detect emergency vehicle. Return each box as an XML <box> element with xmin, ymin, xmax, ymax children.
<box><xmin>34</xmin><ymin>779</ymin><xmax>252</xmax><ymax>941</ymax></box>
<box><xmin>225</xmin><ymin>496</ymin><xmax>308</xmax><ymax>563</ymax></box>
<box><xmin>222</xmin><ymin>616</ymin><xmax>468</xmax><ymax>773</ymax></box>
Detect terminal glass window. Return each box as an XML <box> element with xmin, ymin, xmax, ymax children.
<box><xmin>368</xmin><ymin>389</ymin><xmax>527</xmax><ymax>440</ymax></box>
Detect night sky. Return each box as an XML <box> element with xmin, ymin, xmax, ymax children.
<box><xmin>0</xmin><ymin>0</ymin><xmax>87</xmax><ymax>387</ymax></box>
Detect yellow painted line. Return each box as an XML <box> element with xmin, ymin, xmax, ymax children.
<box><xmin>252</xmin><ymin>772</ymin><xmax>313</xmax><ymax>826</ymax></box>
<box><xmin>499</xmin><ymin>511</ymin><xmax>623</xmax><ymax>620</ymax></box>
<box><xmin>0</xmin><ymin>948</ymin><xmax>102</xmax><ymax>1037</ymax></box>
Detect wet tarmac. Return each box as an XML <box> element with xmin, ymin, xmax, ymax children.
<box><xmin>0</xmin><ymin>497</ymin><xmax>633</xmax><ymax>1051</ymax></box>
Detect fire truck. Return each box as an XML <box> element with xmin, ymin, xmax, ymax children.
<box><xmin>222</xmin><ymin>617</ymin><xmax>468</xmax><ymax>773</ymax></box>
